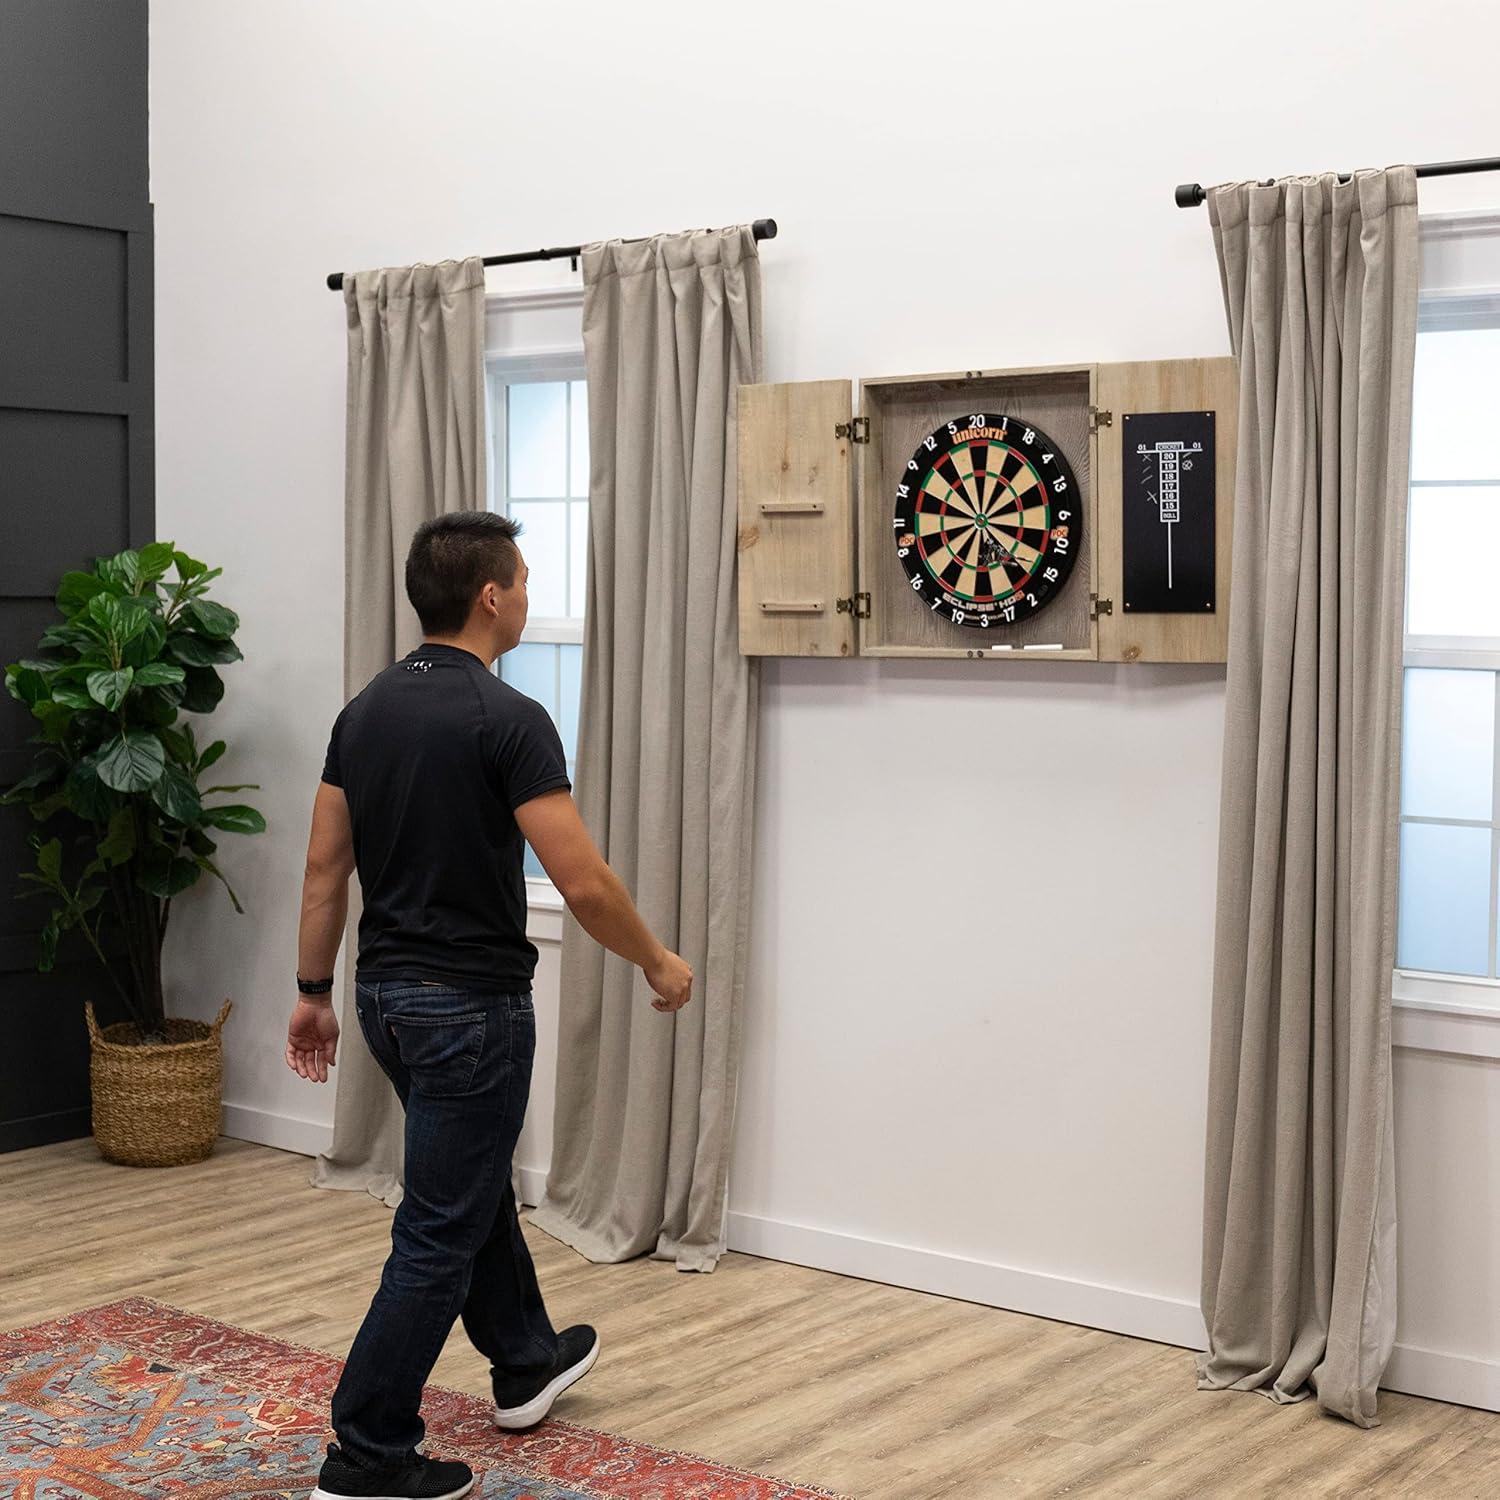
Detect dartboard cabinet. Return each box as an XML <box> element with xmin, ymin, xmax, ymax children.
<box><xmin>736</xmin><ymin>358</ymin><xmax>1237</xmax><ymax>664</ymax></box>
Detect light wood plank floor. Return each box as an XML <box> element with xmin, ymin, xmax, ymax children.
<box><xmin>2</xmin><ymin>1136</ymin><xmax>1496</xmax><ymax>1498</ymax></box>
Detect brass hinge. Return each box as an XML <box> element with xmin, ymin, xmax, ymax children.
<box><xmin>1088</xmin><ymin>406</ymin><xmax>1113</xmax><ymax>433</ymax></box>
<box><xmin>836</xmin><ymin>591</ymin><xmax>872</xmax><ymax>619</ymax></box>
<box><xmin>1090</xmin><ymin>594</ymin><xmax>1114</xmax><ymax>619</ymax></box>
<box><xmin>835</xmin><ymin>416</ymin><xmax>870</xmax><ymax>444</ymax></box>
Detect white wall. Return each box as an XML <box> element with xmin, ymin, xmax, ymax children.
<box><xmin>150</xmin><ymin>0</ymin><xmax>1500</xmax><ymax>1408</ymax></box>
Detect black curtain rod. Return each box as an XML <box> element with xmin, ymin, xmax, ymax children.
<box><xmin>326</xmin><ymin>217</ymin><xmax>778</xmax><ymax>290</ymax></box>
<box><xmin>1174</xmin><ymin>157</ymin><xmax>1500</xmax><ymax>208</ymax></box>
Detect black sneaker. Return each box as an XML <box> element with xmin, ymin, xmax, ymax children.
<box><xmin>310</xmin><ymin>1441</ymin><xmax>474</xmax><ymax>1500</ymax></box>
<box><xmin>491</xmin><ymin>1325</ymin><xmax>600</xmax><ymax>1430</ymax></box>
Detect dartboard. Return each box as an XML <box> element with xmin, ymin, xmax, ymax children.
<box><xmin>892</xmin><ymin>412</ymin><xmax>1081</xmax><ymax>628</ymax></box>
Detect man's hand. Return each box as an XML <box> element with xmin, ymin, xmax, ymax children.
<box><xmin>644</xmin><ymin>948</ymin><xmax>693</xmax><ymax>1013</ymax></box>
<box><xmin>286</xmin><ymin>997</ymin><xmax>339</xmax><ymax>1082</ymax></box>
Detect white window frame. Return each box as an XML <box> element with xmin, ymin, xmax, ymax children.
<box><xmin>484</xmin><ymin>287</ymin><xmax>586</xmax><ymax>925</ymax></box>
<box><xmin>1392</xmin><ymin>212</ymin><xmax>1500</xmax><ymax>1059</ymax></box>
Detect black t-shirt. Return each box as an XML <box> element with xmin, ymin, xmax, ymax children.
<box><xmin>320</xmin><ymin>641</ymin><xmax>571</xmax><ymax>990</ymax></box>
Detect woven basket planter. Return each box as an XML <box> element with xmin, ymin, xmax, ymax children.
<box><xmin>83</xmin><ymin>999</ymin><xmax>232</xmax><ymax>1167</ymax></box>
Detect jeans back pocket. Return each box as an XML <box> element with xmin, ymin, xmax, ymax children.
<box><xmin>386</xmin><ymin>1011</ymin><xmax>487</xmax><ymax>1097</ymax></box>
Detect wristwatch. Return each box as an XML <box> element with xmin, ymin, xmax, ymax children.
<box><xmin>297</xmin><ymin>975</ymin><xmax>335</xmax><ymax>995</ymax></box>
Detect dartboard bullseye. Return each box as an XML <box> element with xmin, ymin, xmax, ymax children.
<box><xmin>892</xmin><ymin>412</ymin><xmax>1082</xmax><ymax>628</ymax></box>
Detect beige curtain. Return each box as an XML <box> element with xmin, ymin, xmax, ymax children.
<box><xmin>1197</xmin><ymin>169</ymin><xmax>1418</xmax><ymax>1427</ymax></box>
<box><xmin>311</xmin><ymin>256</ymin><xmax>488</xmax><ymax>1207</ymax></box>
<box><xmin>527</xmin><ymin>226</ymin><xmax>762</xmax><ymax>1272</ymax></box>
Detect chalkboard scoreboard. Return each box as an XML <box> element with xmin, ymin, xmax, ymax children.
<box><xmin>1121</xmin><ymin>411</ymin><xmax>1216</xmax><ymax>615</ymax></box>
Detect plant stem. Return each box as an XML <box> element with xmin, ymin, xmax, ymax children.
<box><xmin>103</xmin><ymin>857</ymin><xmax>149</xmax><ymax>1021</ymax></box>
<box><xmin>77</xmin><ymin>902</ymin><xmax>145</xmax><ymax>1025</ymax></box>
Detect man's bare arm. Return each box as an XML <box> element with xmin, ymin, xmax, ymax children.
<box><xmin>287</xmin><ymin>782</ymin><xmax>356</xmax><ymax>1081</ymax></box>
<box><xmin>515</xmin><ymin>789</ymin><xmax>693</xmax><ymax>1011</ymax></box>
<box><xmin>299</xmin><ymin>782</ymin><xmax>356</xmax><ymax>983</ymax></box>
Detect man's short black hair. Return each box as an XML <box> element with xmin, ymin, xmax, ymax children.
<box><xmin>405</xmin><ymin>512</ymin><xmax>523</xmax><ymax>635</ymax></box>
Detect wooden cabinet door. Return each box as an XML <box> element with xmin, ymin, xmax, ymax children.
<box><xmin>1094</xmin><ymin>358</ymin><xmax>1238</xmax><ymax>663</ymax></box>
<box><xmin>737</xmin><ymin>380</ymin><xmax>859</xmax><ymax>657</ymax></box>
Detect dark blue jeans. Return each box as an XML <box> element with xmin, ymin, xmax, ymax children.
<box><xmin>330</xmin><ymin>979</ymin><xmax>559</xmax><ymax>1470</ymax></box>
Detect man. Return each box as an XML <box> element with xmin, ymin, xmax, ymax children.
<box><xmin>288</xmin><ymin>511</ymin><xmax>692</xmax><ymax>1500</ymax></box>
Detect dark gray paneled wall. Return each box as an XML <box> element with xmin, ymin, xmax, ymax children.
<box><xmin>1</xmin><ymin>0</ymin><xmax>154</xmax><ymax>1150</ymax></box>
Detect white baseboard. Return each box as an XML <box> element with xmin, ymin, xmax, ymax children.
<box><xmin>220</xmin><ymin>1102</ymin><xmax>331</xmax><ymax>1158</ymax></box>
<box><xmin>724</xmin><ymin>1209</ymin><xmax>1500</xmax><ymax>1415</ymax></box>
<box><xmin>726</xmin><ymin>1209</ymin><xmax>1208</xmax><ymax>1347</ymax></box>
<box><xmin>1383</xmin><ymin>1342</ymin><xmax>1500</xmax><ymax>1411</ymax></box>
<box><xmin>516</xmin><ymin>1163</ymin><xmax>548</xmax><ymax>1208</ymax></box>
<box><xmin>217</xmin><ymin>1109</ymin><xmax>1499</xmax><ymax>1414</ymax></box>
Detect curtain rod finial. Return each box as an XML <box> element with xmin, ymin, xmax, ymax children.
<box><xmin>1175</xmin><ymin>183</ymin><xmax>1207</xmax><ymax>209</ymax></box>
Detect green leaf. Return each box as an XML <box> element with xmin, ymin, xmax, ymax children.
<box><xmin>28</xmin><ymin>788</ymin><xmax>69</xmax><ymax>823</ymax></box>
<box><xmin>180</xmin><ymin>666</ymin><xmax>225</xmax><ymax>714</ymax></box>
<box><xmin>48</xmin><ymin>681</ymin><xmax>95</xmax><ymax>710</ymax></box>
<box><xmin>134</xmin><ymin>687</ymin><xmax>183</xmax><ymax>728</ymax></box>
<box><xmin>138</xmin><ymin>850</ymin><xmax>201</xmax><ymax>899</ymax></box>
<box><xmin>133</xmin><ymin>661</ymin><xmax>186</xmax><ymax>687</ymax></box>
<box><xmin>202</xmin><ymin>782</ymin><xmax>259</xmax><ymax>794</ymax></box>
<box><xmin>116</xmin><ymin>549</ymin><xmax>142</xmax><ymax>588</ymax></box>
<box><xmin>5</xmin><ymin>665</ymin><xmax>48</xmax><ymax>706</ymax></box>
<box><xmin>121</xmin><ymin>614</ymin><xmax>166</xmax><ymax>669</ymax></box>
<box><xmin>114</xmin><ymin>600</ymin><xmax>152</xmax><ymax>645</ymax></box>
<box><xmin>193</xmin><ymin>853</ymin><xmax>244</xmax><ymax>914</ymax></box>
<box><xmin>201</xmin><ymin>803</ymin><xmax>266</xmax><ymax>835</ymax></box>
<box><xmin>84</xmin><ymin>592</ymin><xmax>124</xmax><ymax>640</ymax></box>
<box><xmin>184</xmin><ymin>599</ymin><xmax>240</xmax><ymax>639</ymax></box>
<box><xmin>64</xmin><ymin>756</ymin><xmax>119</xmax><ymax>820</ymax></box>
<box><xmin>138</xmin><ymin>541</ymin><xmax>177</xmax><ymax>581</ymax></box>
<box><xmin>0</xmin><ymin>754</ymin><xmax>65</xmax><ymax>804</ymax></box>
<box><xmin>159</xmin><ymin>725</ymin><xmax>195</xmax><ymax>766</ymax></box>
<box><xmin>172</xmin><ymin>550</ymin><xmax>208</xmax><ymax>580</ymax></box>
<box><xmin>164</xmin><ymin>633</ymin><xmax>217</xmax><ymax>668</ymax></box>
<box><xmin>197</xmin><ymin>739</ymin><xmax>227</xmax><ymax>771</ymax></box>
<box><xmin>57</xmin><ymin>571</ymin><xmax>111</xmax><ymax>614</ymax></box>
<box><xmin>166</xmin><ymin>632</ymin><xmax>242</xmax><ymax>668</ymax></box>
<box><xmin>39</xmin><ymin>619</ymin><xmax>95</xmax><ymax>650</ymax></box>
<box><xmin>32</xmin><ymin>701</ymin><xmax>72</xmax><ymax>743</ymax></box>
<box><xmin>38</xmin><ymin>919</ymin><xmax>60</xmax><ymax>972</ymax></box>
<box><xmin>96</xmin><ymin>730</ymin><xmax>166</xmax><ymax>793</ymax></box>
<box><xmin>76</xmin><ymin>885</ymin><xmax>106</xmax><ymax>914</ymax></box>
<box><xmin>36</xmin><ymin>839</ymin><xmax>63</xmax><ymax>883</ymax></box>
<box><xmin>98</xmin><ymin>807</ymin><xmax>137</xmax><ymax>865</ymax></box>
<box><xmin>186</xmin><ymin>827</ymin><xmax>218</xmax><ymax>857</ymax></box>
<box><xmin>87</xmin><ymin>666</ymin><xmax>135</xmax><ymax>710</ymax></box>
<box><xmin>150</xmin><ymin>763</ymin><xmax>203</xmax><ymax>825</ymax></box>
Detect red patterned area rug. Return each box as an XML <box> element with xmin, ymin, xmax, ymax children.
<box><xmin>0</xmin><ymin>1297</ymin><xmax>847</xmax><ymax>1499</ymax></box>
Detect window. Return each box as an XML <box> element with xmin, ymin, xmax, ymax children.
<box><xmin>486</xmin><ymin>350</ymin><xmax>588</xmax><ymax>885</ymax></box>
<box><xmin>1396</xmin><ymin>215</ymin><xmax>1500</xmax><ymax>1018</ymax></box>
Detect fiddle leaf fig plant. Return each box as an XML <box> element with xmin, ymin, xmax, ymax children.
<box><xmin>2</xmin><ymin>543</ymin><xmax>265</xmax><ymax>1041</ymax></box>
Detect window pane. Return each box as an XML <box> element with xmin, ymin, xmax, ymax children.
<box><xmin>569</xmin><ymin>501</ymin><xmax>589</xmax><ymax>617</ymax></box>
<box><xmin>569</xmin><ymin>381</ymin><xmax>589</xmax><ymax>498</ymax></box>
<box><xmin>1407</xmin><ymin>485</ymin><xmax>1500</xmax><ymax>636</ymax></box>
<box><xmin>559</xmin><ymin>643</ymin><xmax>581</xmax><ymax>766</ymax></box>
<box><xmin>508</xmin><ymin>501</ymin><xmax>567</xmax><ymax>617</ymax></box>
<box><xmin>1397</xmin><ymin>823</ymin><xmax>1491</xmax><ymax>975</ymax></box>
<box><xmin>500</xmin><ymin>642</ymin><xmax>556</xmax><ymax>718</ymax></box>
<box><xmin>1401</xmin><ymin>668</ymin><xmax>1495</xmax><ymax>821</ymax></box>
<box><xmin>1410</xmin><ymin>329</ymin><xmax>1500</xmax><ymax>482</ymax></box>
<box><xmin>508</xmin><ymin>382</ymin><xmax>567</xmax><ymax>496</ymax></box>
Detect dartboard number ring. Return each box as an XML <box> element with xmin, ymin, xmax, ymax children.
<box><xmin>892</xmin><ymin>412</ymin><xmax>1081</xmax><ymax>628</ymax></box>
